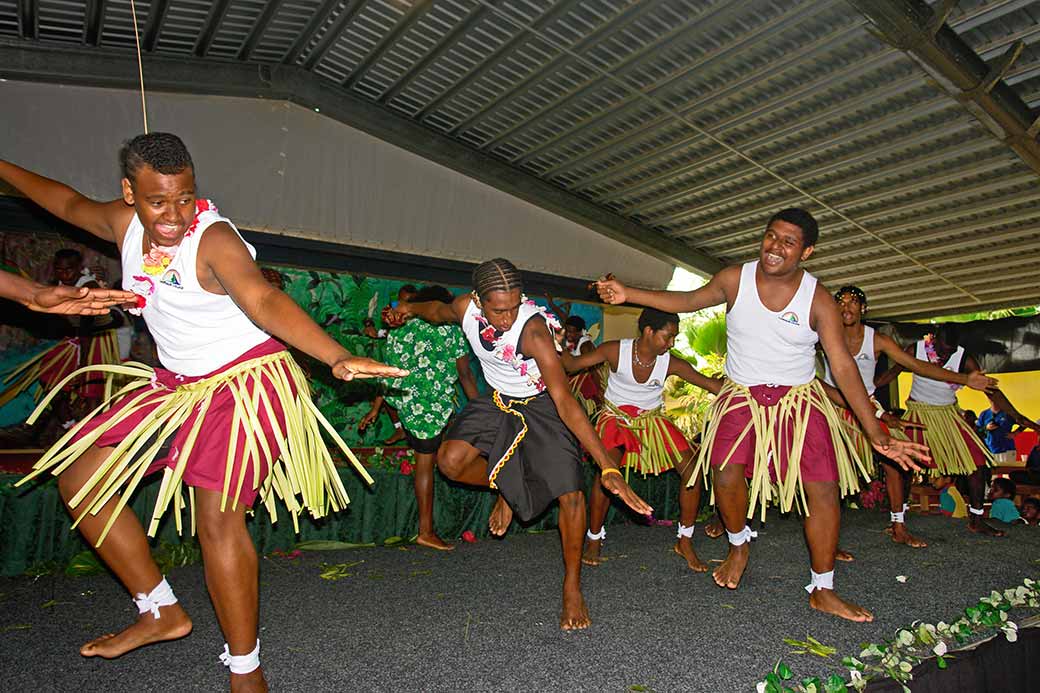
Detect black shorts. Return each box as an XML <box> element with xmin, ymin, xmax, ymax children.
<box><xmin>444</xmin><ymin>391</ymin><xmax>584</xmax><ymax>522</ymax></box>
<box><xmin>403</xmin><ymin>426</ymin><xmax>445</xmax><ymax>455</ymax></box>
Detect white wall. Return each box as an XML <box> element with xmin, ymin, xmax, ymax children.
<box><xmin>1</xmin><ymin>80</ymin><xmax>674</xmax><ymax>288</ymax></box>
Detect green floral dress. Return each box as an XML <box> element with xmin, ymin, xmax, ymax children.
<box><xmin>383</xmin><ymin>320</ymin><xmax>470</xmax><ymax>440</ymax></box>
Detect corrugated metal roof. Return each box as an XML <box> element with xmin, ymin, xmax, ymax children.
<box><xmin>1</xmin><ymin>0</ymin><xmax>1038</xmax><ymax>319</ymax></box>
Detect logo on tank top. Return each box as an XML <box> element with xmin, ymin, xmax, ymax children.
<box><xmin>779</xmin><ymin>311</ymin><xmax>800</xmax><ymax>325</ymax></box>
<box><xmin>648</xmin><ymin>379</ymin><xmax>662</xmax><ymax>388</ymax></box>
<box><xmin>160</xmin><ymin>269</ymin><xmax>183</xmax><ymax>289</ymax></box>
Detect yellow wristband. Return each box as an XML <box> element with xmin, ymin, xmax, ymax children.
<box><xmin>601</xmin><ymin>467</ymin><xmax>622</xmax><ymax>478</ymax></box>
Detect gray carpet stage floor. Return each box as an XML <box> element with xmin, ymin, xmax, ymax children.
<box><xmin>1</xmin><ymin>510</ymin><xmax>1038</xmax><ymax>692</ymax></box>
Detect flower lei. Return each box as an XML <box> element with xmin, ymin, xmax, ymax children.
<box><xmin>922</xmin><ymin>333</ymin><xmax>959</xmax><ymax>390</ymax></box>
<box><xmin>473</xmin><ymin>296</ymin><xmax>562</xmax><ymax>393</ymax></box>
<box><xmin>127</xmin><ymin>199</ymin><xmax>216</xmax><ymax>315</ymax></box>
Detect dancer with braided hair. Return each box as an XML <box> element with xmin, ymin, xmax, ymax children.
<box><xmin>821</xmin><ymin>286</ymin><xmax>997</xmax><ymax>548</ymax></box>
<box><xmin>562</xmin><ymin>307</ymin><xmax>721</xmax><ymax>570</ymax></box>
<box><xmin>596</xmin><ymin>209</ymin><xmax>930</xmax><ymax>622</ymax></box>
<box><xmin>387</xmin><ymin>258</ymin><xmax>652</xmax><ymax>630</ymax></box>
<box><xmin>1</xmin><ymin>133</ymin><xmax>406</xmax><ymax>692</ymax></box>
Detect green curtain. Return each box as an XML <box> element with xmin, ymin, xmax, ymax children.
<box><xmin>0</xmin><ymin>465</ymin><xmax>680</xmax><ymax>577</ymax></box>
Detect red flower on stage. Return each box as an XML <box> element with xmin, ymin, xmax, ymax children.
<box><xmin>399</xmin><ymin>460</ymin><xmax>413</xmax><ymax>476</ymax></box>
<box><xmin>461</xmin><ymin>530</ymin><xmax>477</xmax><ymax>543</ymax></box>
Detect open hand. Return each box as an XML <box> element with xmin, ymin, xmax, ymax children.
<box><xmin>600</xmin><ymin>469</ymin><xmax>653</xmax><ymax>515</ymax></box>
<box><xmin>331</xmin><ymin>356</ymin><xmax>408</xmax><ymax>381</ymax></box>
<box><xmin>28</xmin><ymin>285</ymin><xmax>138</xmax><ymax>316</ymax></box>
<box><xmin>871</xmin><ymin>434</ymin><xmax>930</xmax><ymax>472</ymax></box>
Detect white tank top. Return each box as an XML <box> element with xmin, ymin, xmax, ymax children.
<box><xmin>823</xmin><ymin>325</ymin><xmax>877</xmax><ymax>395</ymax></box>
<box><xmin>570</xmin><ymin>334</ymin><xmax>593</xmax><ymax>356</ymax></box>
<box><xmin>604</xmin><ymin>339</ymin><xmax>670</xmax><ymax>411</ymax></box>
<box><xmin>121</xmin><ymin>204</ymin><xmax>270</xmax><ymax>376</ymax></box>
<box><xmin>461</xmin><ymin>298</ymin><xmax>553</xmax><ymax>397</ymax></box>
<box><xmin>908</xmin><ymin>340</ymin><xmax>964</xmax><ymax>405</ymax></box>
<box><xmin>724</xmin><ymin>261</ymin><xmax>819</xmax><ymax>386</ymax></box>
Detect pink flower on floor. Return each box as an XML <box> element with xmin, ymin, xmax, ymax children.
<box><xmin>461</xmin><ymin>530</ymin><xmax>477</xmax><ymax>543</ymax></box>
<box><xmin>399</xmin><ymin>460</ymin><xmax>413</xmax><ymax>476</ymax></box>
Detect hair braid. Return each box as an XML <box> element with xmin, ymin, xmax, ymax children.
<box><xmin>472</xmin><ymin>258</ymin><xmax>523</xmax><ymax>299</ymax></box>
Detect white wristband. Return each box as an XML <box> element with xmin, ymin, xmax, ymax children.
<box><xmin>875</xmin><ymin>408</ymin><xmax>886</xmax><ymax>420</ymax></box>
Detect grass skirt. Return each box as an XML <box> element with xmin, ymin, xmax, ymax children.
<box><xmin>16</xmin><ymin>342</ymin><xmax>365</xmax><ymax>547</ymax></box>
<box><xmin>697</xmin><ymin>379</ymin><xmax>870</xmax><ymax>520</ymax></box>
<box><xmin>903</xmin><ymin>400</ymin><xmax>993</xmax><ymax>476</ymax></box>
<box><xmin>0</xmin><ymin>331</ymin><xmax>121</xmax><ymax>408</ymax></box>
<box><xmin>595</xmin><ymin>401</ymin><xmax>689</xmax><ymax>478</ymax></box>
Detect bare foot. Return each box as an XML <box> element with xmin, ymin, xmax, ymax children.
<box><xmin>890</xmin><ymin>523</ymin><xmax>928</xmax><ymax>548</ymax></box>
<box><xmin>673</xmin><ymin>538</ymin><xmax>708</xmax><ymax>572</ymax></box>
<box><xmin>416</xmin><ymin>533</ymin><xmax>455</xmax><ymax>551</ymax></box>
<box><xmin>968</xmin><ymin>518</ymin><xmax>1006</xmax><ymax>537</ymax></box>
<box><xmin>704</xmin><ymin>516</ymin><xmax>724</xmax><ymax>539</ymax></box>
<box><xmin>809</xmin><ymin>588</ymin><xmax>874</xmax><ymax>622</ymax></box>
<box><xmin>712</xmin><ymin>543</ymin><xmax>750</xmax><ymax>589</ymax></box>
<box><xmin>80</xmin><ymin>602</ymin><xmax>192</xmax><ymax>658</ymax></box>
<box><xmin>488</xmin><ymin>495</ymin><xmax>513</xmax><ymax>537</ymax></box>
<box><xmin>835</xmin><ymin>548</ymin><xmax>855</xmax><ymax>562</ymax></box>
<box><xmin>383</xmin><ymin>428</ymin><xmax>405</xmax><ymax>445</ymax></box>
<box><xmin>231</xmin><ymin>669</ymin><xmax>269</xmax><ymax>693</ymax></box>
<box><xmin>560</xmin><ymin>588</ymin><xmax>591</xmax><ymax>630</ymax></box>
<box><xmin>582</xmin><ymin>539</ymin><xmax>603</xmax><ymax>566</ymax></box>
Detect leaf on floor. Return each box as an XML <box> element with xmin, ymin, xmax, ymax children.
<box><xmin>295</xmin><ymin>540</ymin><xmax>376</xmax><ymax>552</ymax></box>
<box><xmin>318</xmin><ymin>560</ymin><xmax>365</xmax><ymax>581</ymax></box>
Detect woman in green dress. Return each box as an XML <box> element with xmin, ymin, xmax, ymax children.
<box><xmin>360</xmin><ymin>285</ymin><xmax>479</xmax><ymax>549</ymax></box>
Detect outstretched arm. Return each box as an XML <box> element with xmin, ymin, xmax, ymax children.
<box><xmin>987</xmin><ymin>387</ymin><xmax>1038</xmax><ymax>432</ymax></box>
<box><xmin>201</xmin><ymin>224</ymin><xmax>407</xmax><ymax>381</ymax></box>
<box><xmin>560</xmin><ymin>341</ymin><xmax>615</xmax><ymax>373</ymax></box>
<box><xmin>594</xmin><ymin>266</ymin><xmax>738</xmax><ymax>314</ymax></box>
<box><xmin>0</xmin><ymin>270</ymin><xmax>136</xmax><ymax>316</ymax></box>
<box><xmin>877</xmin><ymin>334</ymin><xmax>997</xmax><ymax>392</ymax></box>
<box><xmin>815</xmin><ymin>287</ymin><xmax>928</xmax><ymax>470</ymax></box>
<box><xmin>873</xmin><ymin>342</ymin><xmax>914</xmax><ymax>390</ymax></box>
<box><xmin>390</xmin><ymin>294</ymin><xmax>467</xmax><ymax>325</ymax></box>
<box><xmin>524</xmin><ymin>320</ymin><xmax>652</xmax><ymax>516</ymax></box>
<box><xmin>668</xmin><ymin>356</ymin><xmax>723</xmax><ymax>395</ymax></box>
<box><xmin>0</xmin><ymin>161</ymin><xmax>132</xmax><ymax>245</ymax></box>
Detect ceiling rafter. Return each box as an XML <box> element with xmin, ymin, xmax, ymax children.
<box><xmin>194</xmin><ymin>0</ymin><xmax>234</xmax><ymax>58</ymax></box>
<box><xmin>343</xmin><ymin>0</ymin><xmax>435</xmax><ymax>91</ymax></box>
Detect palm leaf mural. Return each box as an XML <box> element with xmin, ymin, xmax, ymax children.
<box><xmin>666</xmin><ymin>312</ymin><xmax>727</xmax><ymax>438</ymax></box>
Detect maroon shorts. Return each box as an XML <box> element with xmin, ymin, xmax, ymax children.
<box><xmin>708</xmin><ymin>385</ymin><xmax>839</xmax><ymax>483</ymax></box>
<box><xmin>73</xmin><ymin>338</ymin><xmax>292</xmax><ymax>507</ymax></box>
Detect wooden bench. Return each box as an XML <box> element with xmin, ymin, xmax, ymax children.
<box><xmin>909</xmin><ymin>485</ymin><xmax>944</xmax><ymax>514</ymax></box>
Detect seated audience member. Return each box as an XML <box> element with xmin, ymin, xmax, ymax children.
<box><xmin>988</xmin><ymin>478</ymin><xmax>1021</xmax><ymax>523</ymax></box>
<box><xmin>932</xmin><ymin>475</ymin><xmax>967</xmax><ymax>518</ymax></box>
<box><xmin>1020</xmin><ymin>497</ymin><xmax>1040</xmax><ymax>526</ymax></box>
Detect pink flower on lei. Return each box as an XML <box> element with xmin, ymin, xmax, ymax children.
<box><xmin>500</xmin><ymin>344</ymin><xmax>516</xmax><ymax>362</ymax></box>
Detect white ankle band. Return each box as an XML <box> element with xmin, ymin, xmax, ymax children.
<box><xmin>220</xmin><ymin>639</ymin><xmax>260</xmax><ymax>675</ymax></box>
<box><xmin>890</xmin><ymin>511</ymin><xmax>905</xmax><ymax>524</ymax></box>
<box><xmin>726</xmin><ymin>526</ymin><xmax>757</xmax><ymax>546</ymax></box>
<box><xmin>393</xmin><ymin>421</ymin><xmax>402</xmax><ymax>429</ymax></box>
<box><xmin>676</xmin><ymin>523</ymin><xmax>695</xmax><ymax>539</ymax></box>
<box><xmin>805</xmin><ymin>570</ymin><xmax>835</xmax><ymax>594</ymax></box>
<box><xmin>133</xmin><ymin>577</ymin><xmax>177</xmax><ymax>619</ymax></box>
<box><xmin>902</xmin><ymin>503</ymin><xmax>909</xmax><ymax>513</ymax></box>
<box><xmin>969</xmin><ymin>506</ymin><xmax>985</xmax><ymax>516</ymax></box>
<box><xmin>586</xmin><ymin>527</ymin><xmax>606</xmax><ymax>541</ymax></box>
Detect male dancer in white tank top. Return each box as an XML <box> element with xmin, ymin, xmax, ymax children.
<box><xmin>562</xmin><ymin>308</ymin><xmax>721</xmax><ymax>571</ymax></box>
<box><xmin>823</xmin><ymin>287</ymin><xmax>997</xmax><ymax>548</ymax></box>
<box><xmin>389</xmin><ymin>259</ymin><xmax>651</xmax><ymax>631</ymax></box>
<box><xmin>875</xmin><ymin>323</ymin><xmax>1036</xmax><ymax>537</ymax></box>
<box><xmin>0</xmin><ymin>135</ymin><xmax>405</xmax><ymax>692</ymax></box>
<box><xmin>596</xmin><ymin>208</ymin><xmax>929</xmax><ymax>622</ymax></box>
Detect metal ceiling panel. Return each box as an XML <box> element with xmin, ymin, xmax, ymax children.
<box><xmin>0</xmin><ymin>0</ymin><xmax>1038</xmax><ymax>319</ymax></box>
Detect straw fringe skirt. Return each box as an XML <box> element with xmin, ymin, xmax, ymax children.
<box><xmin>16</xmin><ymin>341</ymin><xmax>365</xmax><ymax>547</ymax></box>
<box><xmin>903</xmin><ymin>400</ymin><xmax>993</xmax><ymax>476</ymax></box>
<box><xmin>596</xmin><ymin>401</ymin><xmax>690</xmax><ymax>478</ymax></box>
<box><xmin>696</xmin><ymin>379</ymin><xmax>870</xmax><ymax>520</ymax></box>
